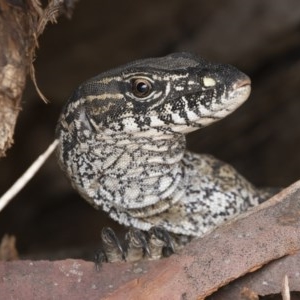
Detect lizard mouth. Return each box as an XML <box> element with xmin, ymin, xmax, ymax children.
<box><xmin>228</xmin><ymin>77</ymin><xmax>251</xmax><ymax>108</ymax></box>
<box><xmin>229</xmin><ymin>75</ymin><xmax>251</xmax><ymax>105</ymax></box>
<box><xmin>187</xmin><ymin>76</ymin><xmax>251</xmax><ymax>129</ymax></box>
<box><xmin>232</xmin><ymin>76</ymin><xmax>251</xmax><ymax>90</ymax></box>
<box><xmin>210</xmin><ymin>80</ymin><xmax>251</xmax><ymax>120</ymax></box>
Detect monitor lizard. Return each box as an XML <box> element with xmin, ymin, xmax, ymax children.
<box><xmin>56</xmin><ymin>52</ymin><xmax>273</xmax><ymax>263</ymax></box>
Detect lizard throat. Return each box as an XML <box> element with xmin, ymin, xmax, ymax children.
<box><xmin>61</xmin><ymin>127</ymin><xmax>188</xmax><ymax>216</ymax></box>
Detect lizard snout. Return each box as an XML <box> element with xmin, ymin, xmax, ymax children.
<box><xmin>232</xmin><ymin>75</ymin><xmax>251</xmax><ymax>90</ymax></box>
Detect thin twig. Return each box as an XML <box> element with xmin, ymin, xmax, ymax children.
<box><xmin>282</xmin><ymin>274</ymin><xmax>290</xmax><ymax>300</ymax></box>
<box><xmin>0</xmin><ymin>139</ymin><xmax>59</xmax><ymax>212</ymax></box>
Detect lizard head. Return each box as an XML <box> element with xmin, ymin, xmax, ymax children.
<box><xmin>60</xmin><ymin>52</ymin><xmax>250</xmax><ymax>136</ymax></box>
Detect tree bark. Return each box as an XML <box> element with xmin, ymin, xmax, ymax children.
<box><xmin>0</xmin><ymin>0</ymin><xmax>77</xmax><ymax>157</ymax></box>
<box><xmin>0</xmin><ymin>0</ymin><xmax>37</xmax><ymax>156</ymax></box>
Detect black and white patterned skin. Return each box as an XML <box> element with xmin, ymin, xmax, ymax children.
<box><xmin>56</xmin><ymin>53</ymin><xmax>272</xmax><ymax>260</ymax></box>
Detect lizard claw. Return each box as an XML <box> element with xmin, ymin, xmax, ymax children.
<box><xmin>94</xmin><ymin>249</ymin><xmax>108</xmax><ymax>271</ymax></box>
<box><xmin>97</xmin><ymin>226</ymin><xmax>175</xmax><ymax>263</ymax></box>
<box><xmin>101</xmin><ymin>227</ymin><xmax>126</xmax><ymax>261</ymax></box>
<box><xmin>149</xmin><ymin>226</ymin><xmax>175</xmax><ymax>259</ymax></box>
<box><xmin>125</xmin><ymin>228</ymin><xmax>151</xmax><ymax>258</ymax></box>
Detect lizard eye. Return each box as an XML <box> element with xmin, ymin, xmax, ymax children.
<box><xmin>131</xmin><ymin>78</ymin><xmax>152</xmax><ymax>98</ymax></box>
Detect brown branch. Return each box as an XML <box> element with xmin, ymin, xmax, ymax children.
<box><xmin>0</xmin><ymin>0</ymin><xmax>78</xmax><ymax>157</ymax></box>
<box><xmin>1</xmin><ymin>180</ymin><xmax>300</xmax><ymax>299</ymax></box>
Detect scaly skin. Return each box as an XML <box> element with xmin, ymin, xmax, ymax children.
<box><xmin>56</xmin><ymin>52</ymin><xmax>273</xmax><ymax>261</ymax></box>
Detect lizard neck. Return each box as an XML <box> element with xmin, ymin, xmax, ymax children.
<box><xmin>79</xmin><ymin>130</ymin><xmax>187</xmax><ymax>214</ymax></box>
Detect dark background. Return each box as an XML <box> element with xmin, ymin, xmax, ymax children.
<box><xmin>1</xmin><ymin>0</ymin><xmax>300</xmax><ymax>259</ymax></box>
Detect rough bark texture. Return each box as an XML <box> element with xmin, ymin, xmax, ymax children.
<box><xmin>0</xmin><ymin>0</ymin><xmax>77</xmax><ymax>156</ymax></box>
<box><xmin>1</xmin><ymin>180</ymin><xmax>300</xmax><ymax>299</ymax></box>
<box><xmin>0</xmin><ymin>0</ymin><xmax>36</xmax><ymax>156</ymax></box>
